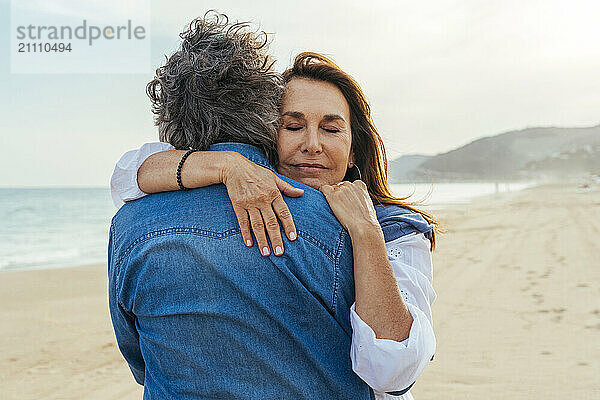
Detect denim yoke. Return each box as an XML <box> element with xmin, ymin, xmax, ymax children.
<box><xmin>108</xmin><ymin>143</ymin><xmax>374</xmax><ymax>400</ymax></box>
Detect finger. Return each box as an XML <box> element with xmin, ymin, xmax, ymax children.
<box><xmin>261</xmin><ymin>205</ymin><xmax>285</xmax><ymax>256</ymax></box>
<box><xmin>247</xmin><ymin>208</ymin><xmax>270</xmax><ymax>256</ymax></box>
<box><xmin>320</xmin><ymin>185</ymin><xmax>333</xmax><ymax>196</ymax></box>
<box><xmin>345</xmin><ymin>181</ymin><xmax>366</xmax><ymax>197</ymax></box>
<box><xmin>272</xmin><ymin>196</ymin><xmax>297</xmax><ymax>241</ymax></box>
<box><xmin>339</xmin><ymin>182</ymin><xmax>361</xmax><ymax>200</ymax></box>
<box><xmin>276</xmin><ymin>177</ymin><xmax>304</xmax><ymax>197</ymax></box>
<box><xmin>233</xmin><ymin>205</ymin><xmax>253</xmax><ymax>247</ymax></box>
<box><xmin>352</xmin><ymin>180</ymin><xmax>368</xmax><ymax>195</ymax></box>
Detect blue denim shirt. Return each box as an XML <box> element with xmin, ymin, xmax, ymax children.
<box><xmin>109</xmin><ymin>142</ymin><xmax>375</xmax><ymax>399</ymax></box>
<box><xmin>108</xmin><ymin>142</ymin><xmax>434</xmax><ymax>399</ymax></box>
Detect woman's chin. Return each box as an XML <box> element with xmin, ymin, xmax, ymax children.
<box><xmin>294</xmin><ymin>177</ymin><xmax>335</xmax><ymax>191</ymax></box>
<box><xmin>293</xmin><ymin>177</ymin><xmax>321</xmax><ymax>190</ymax></box>
<box><xmin>276</xmin><ymin>168</ymin><xmax>337</xmax><ymax>190</ymax></box>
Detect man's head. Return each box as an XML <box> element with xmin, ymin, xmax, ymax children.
<box><xmin>147</xmin><ymin>12</ymin><xmax>284</xmax><ymax>164</ymax></box>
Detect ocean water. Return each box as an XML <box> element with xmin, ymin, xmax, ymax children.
<box><xmin>0</xmin><ymin>188</ymin><xmax>115</xmax><ymax>272</ymax></box>
<box><xmin>0</xmin><ymin>182</ymin><xmax>536</xmax><ymax>272</ymax></box>
<box><xmin>389</xmin><ymin>181</ymin><xmax>537</xmax><ymax>209</ymax></box>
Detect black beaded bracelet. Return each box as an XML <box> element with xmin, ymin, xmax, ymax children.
<box><xmin>177</xmin><ymin>149</ymin><xmax>199</xmax><ymax>191</ymax></box>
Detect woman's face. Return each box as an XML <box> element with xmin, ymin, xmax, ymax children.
<box><xmin>276</xmin><ymin>78</ymin><xmax>354</xmax><ymax>189</ymax></box>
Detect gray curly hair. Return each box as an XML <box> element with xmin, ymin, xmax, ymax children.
<box><xmin>146</xmin><ymin>12</ymin><xmax>284</xmax><ymax>164</ymax></box>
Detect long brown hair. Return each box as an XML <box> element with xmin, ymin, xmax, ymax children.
<box><xmin>282</xmin><ymin>52</ymin><xmax>439</xmax><ymax>250</ymax></box>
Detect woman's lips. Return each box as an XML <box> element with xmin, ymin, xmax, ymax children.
<box><xmin>292</xmin><ymin>163</ymin><xmax>327</xmax><ymax>174</ymax></box>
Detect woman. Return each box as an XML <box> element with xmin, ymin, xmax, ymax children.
<box><xmin>112</xmin><ymin>53</ymin><xmax>438</xmax><ymax>399</ymax></box>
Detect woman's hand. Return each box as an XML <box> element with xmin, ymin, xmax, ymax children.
<box><xmin>222</xmin><ymin>154</ymin><xmax>304</xmax><ymax>256</ymax></box>
<box><xmin>320</xmin><ymin>180</ymin><xmax>380</xmax><ymax>236</ymax></box>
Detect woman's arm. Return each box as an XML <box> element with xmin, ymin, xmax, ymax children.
<box><xmin>349</xmin><ymin>232</ymin><xmax>436</xmax><ymax>394</ymax></box>
<box><xmin>321</xmin><ymin>181</ymin><xmax>436</xmax><ymax>393</ymax></box>
<box><xmin>137</xmin><ymin>149</ymin><xmax>239</xmax><ymax>193</ymax></box>
<box><xmin>110</xmin><ymin>142</ymin><xmax>228</xmax><ymax>205</ymax></box>
<box><xmin>138</xmin><ymin>150</ymin><xmax>304</xmax><ymax>256</ymax></box>
<box><xmin>321</xmin><ymin>180</ymin><xmax>413</xmax><ymax>341</ymax></box>
<box><xmin>111</xmin><ymin>143</ymin><xmax>304</xmax><ymax>256</ymax></box>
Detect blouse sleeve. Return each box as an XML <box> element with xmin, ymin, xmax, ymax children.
<box><xmin>349</xmin><ymin>232</ymin><xmax>436</xmax><ymax>395</ymax></box>
<box><xmin>110</xmin><ymin>142</ymin><xmax>175</xmax><ymax>209</ymax></box>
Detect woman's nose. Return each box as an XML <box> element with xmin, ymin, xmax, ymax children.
<box><xmin>301</xmin><ymin>126</ymin><xmax>322</xmax><ymax>154</ymax></box>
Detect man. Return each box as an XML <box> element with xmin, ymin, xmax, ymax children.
<box><xmin>108</xmin><ymin>14</ymin><xmax>372</xmax><ymax>399</ymax></box>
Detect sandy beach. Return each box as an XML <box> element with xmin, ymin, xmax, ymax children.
<box><xmin>1</xmin><ymin>183</ymin><xmax>598</xmax><ymax>399</ymax></box>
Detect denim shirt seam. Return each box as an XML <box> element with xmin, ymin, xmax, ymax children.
<box><xmin>296</xmin><ymin>229</ymin><xmax>337</xmax><ymax>262</ymax></box>
<box><xmin>109</xmin><ymin>222</ymin><xmax>121</xmax><ymax>305</ymax></box>
<box><xmin>114</xmin><ymin>227</ymin><xmax>242</xmax><ymax>270</ymax></box>
<box><xmin>331</xmin><ymin>228</ymin><xmax>346</xmax><ymax>316</ymax></box>
<box><xmin>114</xmin><ymin>227</ymin><xmax>338</xmax><ymax>268</ymax></box>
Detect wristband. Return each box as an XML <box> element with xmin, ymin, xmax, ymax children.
<box><xmin>177</xmin><ymin>148</ymin><xmax>199</xmax><ymax>190</ymax></box>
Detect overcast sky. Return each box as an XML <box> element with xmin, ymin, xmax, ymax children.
<box><xmin>1</xmin><ymin>0</ymin><xmax>599</xmax><ymax>187</ymax></box>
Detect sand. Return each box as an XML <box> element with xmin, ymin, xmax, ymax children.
<box><xmin>0</xmin><ymin>264</ymin><xmax>143</xmax><ymax>399</ymax></box>
<box><xmin>1</xmin><ymin>183</ymin><xmax>598</xmax><ymax>399</ymax></box>
<box><xmin>413</xmin><ymin>183</ymin><xmax>600</xmax><ymax>399</ymax></box>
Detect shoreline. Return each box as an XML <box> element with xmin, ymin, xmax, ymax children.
<box><xmin>1</xmin><ymin>182</ymin><xmax>598</xmax><ymax>399</ymax></box>
<box><xmin>2</xmin><ymin>180</ymin><xmax>542</xmax><ymax>274</ymax></box>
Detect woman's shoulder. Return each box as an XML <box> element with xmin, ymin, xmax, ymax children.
<box><xmin>374</xmin><ymin>204</ymin><xmax>435</xmax><ymax>243</ymax></box>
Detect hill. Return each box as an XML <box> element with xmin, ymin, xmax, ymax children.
<box><xmin>389</xmin><ymin>124</ymin><xmax>600</xmax><ymax>182</ymax></box>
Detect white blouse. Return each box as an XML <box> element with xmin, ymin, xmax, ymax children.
<box><xmin>110</xmin><ymin>143</ymin><xmax>437</xmax><ymax>399</ymax></box>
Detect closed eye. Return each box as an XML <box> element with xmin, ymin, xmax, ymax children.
<box><xmin>285</xmin><ymin>126</ymin><xmax>303</xmax><ymax>131</ymax></box>
<box><xmin>322</xmin><ymin>128</ymin><xmax>339</xmax><ymax>133</ymax></box>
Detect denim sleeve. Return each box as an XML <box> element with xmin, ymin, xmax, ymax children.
<box><xmin>107</xmin><ymin>225</ymin><xmax>145</xmax><ymax>385</ymax></box>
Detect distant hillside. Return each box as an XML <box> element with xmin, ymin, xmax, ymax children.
<box><xmin>388</xmin><ymin>154</ymin><xmax>432</xmax><ymax>182</ymax></box>
<box><xmin>389</xmin><ymin>124</ymin><xmax>600</xmax><ymax>182</ymax></box>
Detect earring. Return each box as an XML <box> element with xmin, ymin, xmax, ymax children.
<box><xmin>351</xmin><ymin>164</ymin><xmax>362</xmax><ymax>181</ymax></box>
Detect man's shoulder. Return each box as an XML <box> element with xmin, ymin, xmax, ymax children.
<box><xmin>113</xmin><ymin>186</ymin><xmax>225</xmax><ymax>223</ymax></box>
<box><xmin>110</xmin><ymin>187</ymin><xmax>235</xmax><ymax>250</ymax></box>
<box><xmin>110</xmin><ymin>182</ymin><xmax>348</xmax><ymax>262</ymax></box>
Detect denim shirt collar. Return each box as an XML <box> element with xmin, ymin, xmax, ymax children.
<box><xmin>209</xmin><ymin>142</ymin><xmax>275</xmax><ymax>172</ymax></box>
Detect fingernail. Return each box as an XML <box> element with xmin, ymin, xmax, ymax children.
<box><xmin>274</xmin><ymin>246</ymin><xmax>282</xmax><ymax>255</ymax></box>
<box><xmin>246</xmin><ymin>240</ymin><xmax>252</xmax><ymax>247</ymax></box>
<box><xmin>289</xmin><ymin>231</ymin><xmax>297</xmax><ymax>240</ymax></box>
<box><xmin>262</xmin><ymin>247</ymin><xmax>270</xmax><ymax>256</ymax></box>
